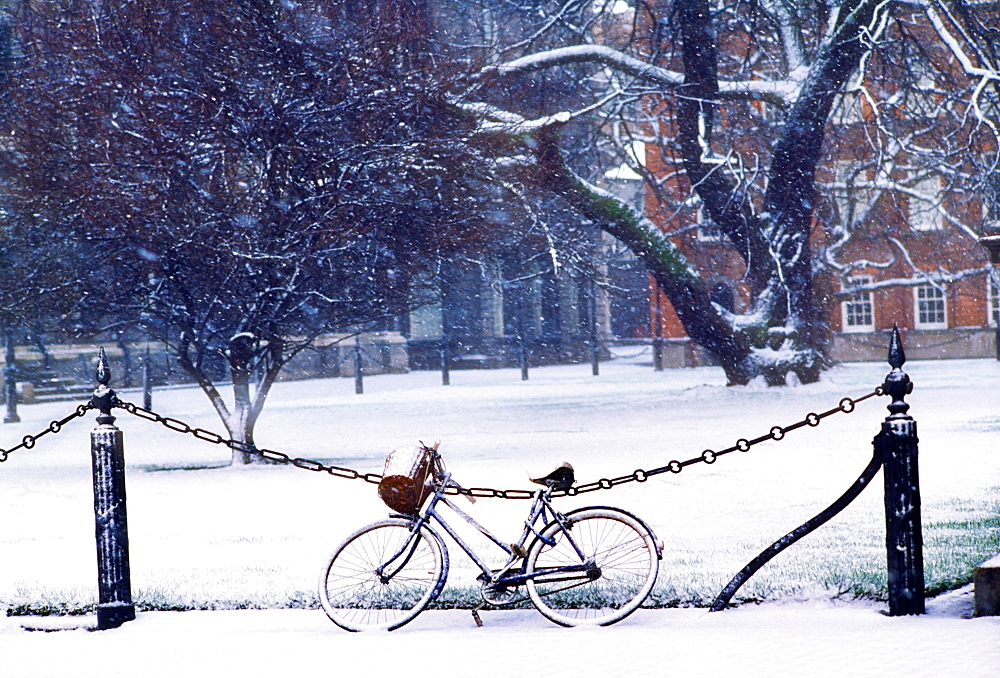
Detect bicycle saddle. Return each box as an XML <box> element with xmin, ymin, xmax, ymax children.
<box><xmin>530</xmin><ymin>462</ymin><xmax>574</xmax><ymax>492</ymax></box>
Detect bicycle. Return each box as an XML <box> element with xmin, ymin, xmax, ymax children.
<box><xmin>318</xmin><ymin>444</ymin><xmax>662</xmax><ymax>631</ymax></box>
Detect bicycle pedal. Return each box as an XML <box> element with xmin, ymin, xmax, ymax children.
<box><xmin>510</xmin><ymin>543</ymin><xmax>527</xmax><ymax>558</ymax></box>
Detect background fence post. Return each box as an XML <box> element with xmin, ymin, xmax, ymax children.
<box><xmin>519</xmin><ymin>334</ymin><xmax>529</xmax><ymax>381</ymax></box>
<box><xmin>354</xmin><ymin>336</ymin><xmax>363</xmax><ymax>395</ymax></box>
<box><xmin>877</xmin><ymin>324</ymin><xmax>924</xmax><ymax>616</ymax></box>
<box><xmin>4</xmin><ymin>327</ymin><xmax>19</xmax><ymax>423</ymax></box>
<box><xmin>90</xmin><ymin>347</ymin><xmax>135</xmax><ymax>629</ymax></box>
<box><xmin>589</xmin><ymin>278</ymin><xmax>600</xmax><ymax>377</ymax></box>
<box><xmin>440</xmin><ymin>336</ymin><xmax>450</xmax><ymax>386</ymax></box>
<box><xmin>142</xmin><ymin>345</ymin><xmax>153</xmax><ymax>411</ymax></box>
<box><xmin>653</xmin><ymin>296</ymin><xmax>665</xmax><ymax>371</ymax></box>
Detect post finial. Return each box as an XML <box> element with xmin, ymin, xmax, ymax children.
<box><xmin>882</xmin><ymin>324</ymin><xmax>912</xmax><ymax>418</ymax></box>
<box><xmin>888</xmin><ymin>323</ymin><xmax>906</xmax><ymax>369</ymax></box>
<box><xmin>91</xmin><ymin>347</ymin><xmax>117</xmax><ymax>425</ymax></box>
<box><xmin>96</xmin><ymin>347</ymin><xmax>111</xmax><ymax>386</ymax></box>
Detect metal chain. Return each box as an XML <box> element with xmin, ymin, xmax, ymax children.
<box><xmin>112</xmin><ymin>399</ymin><xmax>386</xmax><ymax>485</ymax></box>
<box><xmin>558</xmin><ymin>388</ymin><xmax>884</xmax><ymax>497</ymax></box>
<box><xmin>0</xmin><ymin>404</ymin><xmax>93</xmax><ymax>463</ymax></box>
<box><xmin>113</xmin><ymin>387</ymin><xmax>883</xmax><ymax>498</ymax></box>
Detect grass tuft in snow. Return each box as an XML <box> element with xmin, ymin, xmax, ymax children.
<box><xmin>5</xmin><ymin>586</ymin><xmax>95</xmax><ymax>617</ymax></box>
<box><xmin>923</xmin><ymin>509</ymin><xmax>1000</xmax><ymax>598</ymax></box>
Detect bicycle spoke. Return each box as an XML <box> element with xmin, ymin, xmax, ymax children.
<box><xmin>320</xmin><ymin>520</ymin><xmax>445</xmax><ymax>631</ymax></box>
<box><xmin>526</xmin><ymin>509</ymin><xmax>658</xmax><ymax>627</ymax></box>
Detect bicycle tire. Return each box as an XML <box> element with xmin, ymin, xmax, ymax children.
<box><xmin>525</xmin><ymin>507</ymin><xmax>658</xmax><ymax>627</ymax></box>
<box><xmin>319</xmin><ymin>518</ymin><xmax>448</xmax><ymax>632</ymax></box>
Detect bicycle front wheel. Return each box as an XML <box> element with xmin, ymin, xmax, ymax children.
<box><xmin>525</xmin><ymin>507</ymin><xmax>658</xmax><ymax>627</ymax></box>
<box><xmin>319</xmin><ymin>518</ymin><xmax>447</xmax><ymax>632</ymax></box>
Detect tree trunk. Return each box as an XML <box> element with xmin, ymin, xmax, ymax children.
<box><xmin>173</xmin><ymin>331</ymin><xmax>259</xmax><ymax>466</ymax></box>
<box><xmin>535</xmin><ymin>130</ymin><xmax>756</xmax><ymax>385</ymax></box>
<box><xmin>227</xmin><ymin>333</ymin><xmax>262</xmax><ymax>465</ymax></box>
<box><xmin>670</xmin><ymin>0</ymin><xmax>893</xmax><ymax>384</ymax></box>
<box><xmin>673</xmin><ymin>0</ymin><xmax>776</xmax><ymax>302</ymax></box>
<box><xmin>229</xmin><ymin>366</ymin><xmax>257</xmax><ymax>465</ymax></box>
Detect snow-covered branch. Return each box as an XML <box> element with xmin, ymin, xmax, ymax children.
<box><xmin>487</xmin><ymin>44</ymin><xmax>682</xmax><ymax>84</ymax></box>
<box><xmin>833</xmin><ymin>266</ymin><xmax>990</xmax><ymax>298</ymax></box>
<box><xmin>760</xmin><ymin>0</ymin><xmax>809</xmax><ymax>78</ymax></box>
<box><xmin>916</xmin><ymin>0</ymin><xmax>1000</xmax><ymax>81</ymax></box>
<box><xmin>487</xmin><ymin>44</ymin><xmax>801</xmax><ymax>106</ymax></box>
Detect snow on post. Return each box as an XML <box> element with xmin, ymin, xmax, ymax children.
<box><xmin>877</xmin><ymin>325</ymin><xmax>925</xmax><ymax>616</ymax></box>
<box><xmin>89</xmin><ymin>348</ymin><xmax>136</xmax><ymax>630</ymax></box>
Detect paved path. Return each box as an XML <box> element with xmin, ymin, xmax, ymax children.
<box><xmin>2</xmin><ymin>589</ymin><xmax>997</xmax><ymax>678</ymax></box>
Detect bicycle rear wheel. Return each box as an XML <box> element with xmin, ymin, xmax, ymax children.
<box><xmin>319</xmin><ymin>518</ymin><xmax>447</xmax><ymax>632</ymax></box>
<box><xmin>525</xmin><ymin>507</ymin><xmax>658</xmax><ymax>627</ymax></box>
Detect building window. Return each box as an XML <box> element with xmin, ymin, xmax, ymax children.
<box><xmin>604</xmin><ymin>139</ymin><xmax>645</xmax><ymax>181</ymax></box>
<box><xmin>908</xmin><ymin>175</ymin><xmax>943</xmax><ymax>231</ymax></box>
<box><xmin>914</xmin><ymin>284</ymin><xmax>947</xmax><ymax>329</ymax></box>
<box><xmin>982</xmin><ymin>156</ymin><xmax>1000</xmax><ymax>229</ymax></box>
<box><xmin>830</xmin><ymin>93</ymin><xmax>863</xmax><ymax>126</ymax></box>
<box><xmin>696</xmin><ymin>204</ymin><xmax>724</xmax><ymax>242</ymax></box>
<box><xmin>989</xmin><ymin>277</ymin><xmax>999</xmax><ymax>328</ymax></box>
<box><xmin>841</xmin><ymin>277</ymin><xmax>874</xmax><ymax>332</ymax></box>
<box><xmin>833</xmin><ymin>161</ymin><xmax>872</xmax><ymax>229</ymax></box>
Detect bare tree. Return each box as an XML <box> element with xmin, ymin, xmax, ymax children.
<box><xmin>0</xmin><ymin>0</ymin><xmax>505</xmax><ymax>461</ymax></box>
<box><xmin>448</xmin><ymin>0</ymin><xmax>1000</xmax><ymax>384</ymax></box>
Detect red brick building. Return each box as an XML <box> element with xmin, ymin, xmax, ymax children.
<box><xmin>640</xmin><ymin>9</ymin><xmax>998</xmax><ymax>366</ymax></box>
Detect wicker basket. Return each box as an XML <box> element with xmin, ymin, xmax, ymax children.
<box><xmin>377</xmin><ymin>445</ymin><xmax>435</xmax><ymax>514</ymax></box>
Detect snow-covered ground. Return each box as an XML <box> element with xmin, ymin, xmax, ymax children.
<box><xmin>0</xmin><ymin>352</ymin><xmax>998</xmax><ymax>675</ymax></box>
<box><xmin>1</xmin><ymin>593</ymin><xmax>996</xmax><ymax>678</ymax></box>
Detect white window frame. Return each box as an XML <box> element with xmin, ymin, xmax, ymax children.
<box><xmin>604</xmin><ymin>139</ymin><xmax>646</xmax><ymax>181</ymax></box>
<box><xmin>983</xmin><ymin>153</ymin><xmax>1000</xmax><ymax>228</ymax></box>
<box><xmin>841</xmin><ymin>276</ymin><xmax>875</xmax><ymax>333</ymax></box>
<box><xmin>695</xmin><ymin>204</ymin><xmax>725</xmax><ymax>242</ymax></box>
<box><xmin>908</xmin><ymin>175</ymin><xmax>943</xmax><ymax>232</ymax></box>
<box><xmin>913</xmin><ymin>284</ymin><xmax>948</xmax><ymax>329</ymax></box>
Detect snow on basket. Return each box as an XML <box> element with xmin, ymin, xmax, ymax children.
<box><xmin>377</xmin><ymin>445</ymin><xmax>435</xmax><ymax>515</ymax></box>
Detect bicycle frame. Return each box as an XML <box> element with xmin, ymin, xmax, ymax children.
<box><xmin>320</xmin><ymin>449</ymin><xmax>663</xmax><ymax>632</ymax></box>
<box><xmin>381</xmin><ymin>470</ymin><xmax>592</xmax><ymax>591</ymax></box>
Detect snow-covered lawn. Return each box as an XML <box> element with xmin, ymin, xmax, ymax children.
<box><xmin>1</xmin><ymin>354</ymin><xmax>998</xmax><ymax>611</ymax></box>
<box><xmin>0</xmin><ymin>353</ymin><xmax>998</xmax><ymax>673</ymax></box>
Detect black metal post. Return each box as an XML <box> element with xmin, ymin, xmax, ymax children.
<box><xmin>589</xmin><ymin>279</ymin><xmax>599</xmax><ymax>377</ymax></box>
<box><xmin>517</xmin><ymin>334</ymin><xmax>528</xmax><ymax>381</ymax></box>
<box><xmin>354</xmin><ymin>337</ymin><xmax>363</xmax><ymax>395</ymax></box>
<box><xmin>4</xmin><ymin>327</ymin><xmax>19</xmax><ymax>424</ymax></box>
<box><xmin>440</xmin><ymin>337</ymin><xmax>450</xmax><ymax>386</ymax></box>
<box><xmin>877</xmin><ymin>325</ymin><xmax>924</xmax><ymax>616</ymax></box>
<box><xmin>164</xmin><ymin>343</ymin><xmax>172</xmax><ymax>377</ymax></box>
<box><xmin>118</xmin><ymin>336</ymin><xmax>132</xmax><ymax>388</ymax></box>
<box><xmin>142</xmin><ymin>346</ymin><xmax>153</xmax><ymax>411</ymax></box>
<box><xmin>89</xmin><ymin>348</ymin><xmax>135</xmax><ymax>630</ymax></box>
<box><xmin>517</xmin><ymin>286</ymin><xmax>530</xmax><ymax>381</ymax></box>
<box><xmin>653</xmin><ymin>290</ymin><xmax>664</xmax><ymax>372</ymax></box>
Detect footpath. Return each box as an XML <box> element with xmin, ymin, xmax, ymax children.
<box><xmin>1</xmin><ymin>587</ymin><xmax>997</xmax><ymax>678</ymax></box>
